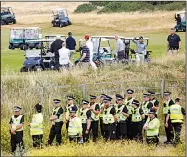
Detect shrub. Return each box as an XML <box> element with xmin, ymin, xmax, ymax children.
<box><xmin>74</xmin><ymin>3</ymin><xmax>97</xmax><ymax>13</ymax></box>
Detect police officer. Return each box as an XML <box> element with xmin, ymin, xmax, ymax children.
<box><xmin>141</xmin><ymin>93</ymin><xmax>153</xmax><ymax>124</ymax></box>
<box><xmin>143</xmin><ymin>108</ymin><xmax>160</xmax><ymax>145</ymax></box>
<box><xmin>131</xmin><ymin>100</ymin><xmax>145</xmax><ymax>142</ymax></box>
<box><xmin>48</xmin><ymin>99</ymin><xmax>64</xmax><ymax>146</ymax></box>
<box><xmin>28</xmin><ymin>103</ymin><xmax>43</xmax><ymax>148</ymax></box>
<box><xmin>124</xmin><ymin>89</ymin><xmax>135</xmax><ymax>140</ymax></box>
<box><xmin>99</xmin><ymin>94</ymin><xmax>106</xmax><ymax>137</ymax></box>
<box><xmin>115</xmin><ymin>94</ymin><xmax>129</xmax><ymax>140</ymax></box>
<box><xmin>102</xmin><ymin>95</ymin><xmax>117</xmax><ymax>141</ymax></box>
<box><xmin>148</xmin><ymin>90</ymin><xmax>159</xmax><ymax>118</ymax></box>
<box><xmin>9</xmin><ymin>106</ymin><xmax>24</xmax><ymax>155</ymax></box>
<box><xmin>166</xmin><ymin>98</ymin><xmax>186</xmax><ymax>146</ymax></box>
<box><xmin>89</xmin><ymin>95</ymin><xmax>100</xmax><ymax>142</ymax></box>
<box><xmin>64</xmin><ymin>96</ymin><xmax>79</xmax><ymax>132</ymax></box>
<box><xmin>79</xmin><ymin>100</ymin><xmax>92</xmax><ymax>142</ymax></box>
<box><xmin>163</xmin><ymin>92</ymin><xmax>175</xmax><ymax>144</ymax></box>
<box><xmin>68</xmin><ymin>106</ymin><xmax>83</xmax><ymax>143</ymax></box>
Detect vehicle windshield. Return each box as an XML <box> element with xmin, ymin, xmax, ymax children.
<box><xmin>25</xmin><ymin>49</ymin><xmax>41</xmax><ymax>58</ymax></box>
<box><xmin>1</xmin><ymin>7</ymin><xmax>12</xmax><ymax>15</ymax></box>
<box><xmin>92</xmin><ymin>38</ymin><xmax>100</xmax><ymax>54</ymax></box>
<box><xmin>180</xmin><ymin>13</ymin><xmax>186</xmax><ymax>22</ymax></box>
<box><xmin>10</xmin><ymin>29</ymin><xmax>24</xmax><ymax>39</ymax></box>
<box><xmin>24</xmin><ymin>29</ymin><xmax>39</xmax><ymax>39</ymax></box>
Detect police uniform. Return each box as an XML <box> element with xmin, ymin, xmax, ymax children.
<box><xmin>168</xmin><ymin>98</ymin><xmax>185</xmax><ymax>145</ymax></box>
<box><xmin>131</xmin><ymin>100</ymin><xmax>144</xmax><ymax>142</ymax></box>
<box><xmin>115</xmin><ymin>94</ymin><xmax>128</xmax><ymax>140</ymax></box>
<box><xmin>148</xmin><ymin>91</ymin><xmax>159</xmax><ymax>118</ymax></box>
<box><xmin>9</xmin><ymin>106</ymin><xmax>24</xmax><ymax>154</ymax></box>
<box><xmin>141</xmin><ymin>93</ymin><xmax>153</xmax><ymax>124</ymax></box>
<box><xmin>89</xmin><ymin>95</ymin><xmax>100</xmax><ymax>142</ymax></box>
<box><xmin>30</xmin><ymin>103</ymin><xmax>43</xmax><ymax>148</ymax></box>
<box><xmin>68</xmin><ymin>106</ymin><xmax>83</xmax><ymax>143</ymax></box>
<box><xmin>65</xmin><ymin>96</ymin><xmax>79</xmax><ymax>131</ymax></box>
<box><xmin>144</xmin><ymin>108</ymin><xmax>160</xmax><ymax>145</ymax></box>
<box><xmin>163</xmin><ymin>92</ymin><xmax>175</xmax><ymax>144</ymax></box>
<box><xmin>48</xmin><ymin>99</ymin><xmax>64</xmax><ymax>145</ymax></box>
<box><xmin>102</xmin><ymin>95</ymin><xmax>117</xmax><ymax>141</ymax></box>
<box><xmin>79</xmin><ymin>100</ymin><xmax>92</xmax><ymax>142</ymax></box>
<box><xmin>99</xmin><ymin>94</ymin><xmax>106</xmax><ymax>137</ymax></box>
<box><xmin>124</xmin><ymin>89</ymin><xmax>134</xmax><ymax>140</ymax></box>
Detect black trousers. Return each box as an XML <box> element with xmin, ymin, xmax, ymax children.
<box><xmin>103</xmin><ymin>123</ymin><xmax>116</xmax><ymax>141</ymax></box>
<box><xmin>48</xmin><ymin>122</ymin><xmax>63</xmax><ymax>145</ymax></box>
<box><xmin>172</xmin><ymin>122</ymin><xmax>182</xmax><ymax>144</ymax></box>
<box><xmin>54</xmin><ymin>52</ymin><xmax>60</xmax><ymax>70</ymax></box>
<box><xmin>90</xmin><ymin>121</ymin><xmax>99</xmax><ymax>142</ymax></box>
<box><xmin>146</xmin><ymin>136</ymin><xmax>159</xmax><ymax>145</ymax></box>
<box><xmin>100</xmin><ymin>118</ymin><xmax>104</xmax><ymax>137</ymax></box>
<box><xmin>66</xmin><ymin>121</ymin><xmax>69</xmax><ymax>132</ymax></box>
<box><xmin>11</xmin><ymin>131</ymin><xmax>24</xmax><ymax>153</ymax></box>
<box><xmin>82</xmin><ymin>123</ymin><xmax>90</xmax><ymax>142</ymax></box>
<box><xmin>142</xmin><ymin>115</ymin><xmax>148</xmax><ymax>125</ymax></box>
<box><xmin>131</xmin><ymin>122</ymin><xmax>143</xmax><ymax>143</ymax></box>
<box><xmin>32</xmin><ymin>134</ymin><xmax>43</xmax><ymax>148</ymax></box>
<box><xmin>164</xmin><ymin>116</ymin><xmax>174</xmax><ymax>142</ymax></box>
<box><xmin>116</xmin><ymin>122</ymin><xmax>127</xmax><ymax>140</ymax></box>
<box><xmin>127</xmin><ymin>116</ymin><xmax>133</xmax><ymax>140</ymax></box>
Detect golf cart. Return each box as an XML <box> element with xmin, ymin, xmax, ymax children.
<box><xmin>9</xmin><ymin>27</ymin><xmax>42</xmax><ymax>50</ymax></box>
<box><xmin>20</xmin><ymin>39</ymin><xmax>55</xmax><ymax>72</ymax></box>
<box><xmin>174</xmin><ymin>11</ymin><xmax>186</xmax><ymax>32</ymax></box>
<box><xmin>45</xmin><ymin>34</ymin><xmax>66</xmax><ymax>48</ymax></box>
<box><xmin>1</xmin><ymin>7</ymin><xmax>16</xmax><ymax>25</ymax></box>
<box><xmin>51</xmin><ymin>8</ymin><xmax>71</xmax><ymax>27</ymax></box>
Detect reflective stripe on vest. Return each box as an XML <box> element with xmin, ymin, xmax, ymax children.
<box><xmin>125</xmin><ymin>98</ymin><xmax>134</xmax><ymax>114</ymax></box>
<box><xmin>80</xmin><ymin>108</ymin><xmax>89</xmax><ymax>124</ymax></box>
<box><xmin>52</xmin><ymin>107</ymin><xmax>63</xmax><ymax>122</ymax></box>
<box><xmin>65</xmin><ymin>104</ymin><xmax>79</xmax><ymax>120</ymax></box>
<box><xmin>163</xmin><ymin>99</ymin><xmax>171</xmax><ymax>115</ymax></box>
<box><xmin>30</xmin><ymin>113</ymin><xmax>43</xmax><ymax>135</ymax></box>
<box><xmin>146</xmin><ymin>118</ymin><xmax>160</xmax><ymax>136</ymax></box>
<box><xmin>170</xmin><ymin>104</ymin><xmax>183</xmax><ymax>123</ymax></box>
<box><xmin>151</xmin><ymin>99</ymin><xmax>159</xmax><ymax>114</ymax></box>
<box><xmin>99</xmin><ymin>103</ymin><xmax>104</xmax><ymax>118</ymax></box>
<box><xmin>142</xmin><ymin>101</ymin><xmax>149</xmax><ymax>115</ymax></box>
<box><xmin>132</xmin><ymin>107</ymin><xmax>142</xmax><ymax>122</ymax></box>
<box><xmin>11</xmin><ymin>115</ymin><xmax>23</xmax><ymax>131</ymax></box>
<box><xmin>90</xmin><ymin>103</ymin><xmax>99</xmax><ymax>121</ymax></box>
<box><xmin>68</xmin><ymin>117</ymin><xmax>82</xmax><ymax>136</ymax></box>
<box><xmin>117</xmin><ymin>105</ymin><xmax>127</xmax><ymax>122</ymax></box>
<box><xmin>103</xmin><ymin>106</ymin><xmax>115</xmax><ymax>124</ymax></box>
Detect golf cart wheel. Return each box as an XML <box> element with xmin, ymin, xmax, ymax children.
<box><xmin>20</xmin><ymin>44</ymin><xmax>24</xmax><ymax>50</ymax></box>
<box><xmin>182</xmin><ymin>26</ymin><xmax>186</xmax><ymax>32</ymax></box>
<box><xmin>1</xmin><ymin>20</ymin><xmax>6</xmax><ymax>25</ymax></box>
<box><xmin>9</xmin><ymin>44</ymin><xmax>13</xmax><ymax>49</ymax></box>
<box><xmin>20</xmin><ymin>67</ymin><xmax>28</xmax><ymax>72</ymax></box>
<box><xmin>34</xmin><ymin>65</ymin><xmax>43</xmax><ymax>72</ymax></box>
<box><xmin>13</xmin><ymin>19</ymin><xmax>16</xmax><ymax>24</ymax></box>
<box><xmin>176</xmin><ymin>29</ymin><xmax>178</xmax><ymax>32</ymax></box>
<box><xmin>23</xmin><ymin>45</ymin><xmax>28</xmax><ymax>50</ymax></box>
<box><xmin>68</xmin><ymin>21</ymin><xmax>72</xmax><ymax>25</ymax></box>
<box><xmin>35</xmin><ymin>44</ymin><xmax>40</xmax><ymax>49</ymax></box>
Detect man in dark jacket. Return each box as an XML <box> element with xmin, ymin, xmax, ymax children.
<box><xmin>66</xmin><ymin>32</ymin><xmax>76</xmax><ymax>62</ymax></box>
<box><xmin>50</xmin><ymin>36</ymin><xmax>63</xmax><ymax>70</ymax></box>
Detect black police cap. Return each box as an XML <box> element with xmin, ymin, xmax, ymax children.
<box><xmin>127</xmin><ymin>89</ymin><xmax>134</xmax><ymax>94</ymax></box>
<box><xmin>53</xmin><ymin>99</ymin><xmax>61</xmax><ymax>104</ymax></box>
<box><xmin>132</xmin><ymin>99</ymin><xmax>140</xmax><ymax>107</ymax></box>
<box><xmin>14</xmin><ymin>106</ymin><xmax>22</xmax><ymax>111</ymax></box>
<box><xmin>103</xmin><ymin>95</ymin><xmax>112</xmax><ymax>102</ymax></box>
<box><xmin>90</xmin><ymin>95</ymin><xmax>96</xmax><ymax>99</ymax></box>
<box><xmin>67</xmin><ymin>95</ymin><xmax>75</xmax><ymax>100</ymax></box>
<box><xmin>148</xmin><ymin>108</ymin><xmax>156</xmax><ymax>114</ymax></box>
<box><xmin>100</xmin><ymin>94</ymin><xmax>107</xmax><ymax>98</ymax></box>
<box><xmin>164</xmin><ymin>91</ymin><xmax>171</xmax><ymax>96</ymax></box>
<box><xmin>69</xmin><ymin>106</ymin><xmax>77</xmax><ymax>113</ymax></box>
<box><xmin>143</xmin><ymin>93</ymin><xmax>150</xmax><ymax>97</ymax></box>
<box><xmin>116</xmin><ymin>94</ymin><xmax>124</xmax><ymax>100</ymax></box>
<box><xmin>148</xmin><ymin>90</ymin><xmax>155</xmax><ymax>95</ymax></box>
<box><xmin>82</xmin><ymin>99</ymin><xmax>89</xmax><ymax>105</ymax></box>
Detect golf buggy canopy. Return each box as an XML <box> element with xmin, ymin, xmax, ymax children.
<box><xmin>45</xmin><ymin>34</ymin><xmax>66</xmax><ymax>48</ymax></box>
<box><xmin>1</xmin><ymin>7</ymin><xmax>16</xmax><ymax>25</ymax></box>
<box><xmin>1</xmin><ymin>7</ymin><xmax>14</xmax><ymax>15</ymax></box>
<box><xmin>52</xmin><ymin>8</ymin><xmax>68</xmax><ymax>17</ymax></box>
<box><xmin>176</xmin><ymin>11</ymin><xmax>186</xmax><ymax>23</ymax></box>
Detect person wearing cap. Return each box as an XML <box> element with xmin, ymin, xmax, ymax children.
<box><xmin>132</xmin><ymin>36</ymin><xmax>147</xmax><ymax>65</ymax></box>
<box><xmin>124</xmin><ymin>89</ymin><xmax>135</xmax><ymax>140</ymax></box>
<box><xmin>165</xmin><ymin>98</ymin><xmax>185</xmax><ymax>146</ymax></box>
<box><xmin>148</xmin><ymin>90</ymin><xmax>159</xmax><ymax>118</ymax></box>
<box><xmin>163</xmin><ymin>92</ymin><xmax>175</xmax><ymax>144</ymax></box>
<box><xmin>141</xmin><ymin>93</ymin><xmax>153</xmax><ymax>124</ymax></box>
<box><xmin>64</xmin><ymin>95</ymin><xmax>79</xmax><ymax>132</ymax></box>
<box><xmin>115</xmin><ymin>94</ymin><xmax>129</xmax><ymax>140</ymax></box>
<box><xmin>58</xmin><ymin>42</ymin><xmax>73</xmax><ymax>69</ymax></box>
<box><xmin>79</xmin><ymin>100</ymin><xmax>92</xmax><ymax>142</ymax></box>
<box><xmin>143</xmin><ymin>108</ymin><xmax>160</xmax><ymax>145</ymax></box>
<box><xmin>9</xmin><ymin>106</ymin><xmax>24</xmax><ymax>154</ymax></box>
<box><xmin>48</xmin><ymin>99</ymin><xmax>64</xmax><ymax>146</ymax></box>
<box><xmin>89</xmin><ymin>95</ymin><xmax>100</xmax><ymax>142</ymax></box>
<box><xmin>131</xmin><ymin>100</ymin><xmax>145</xmax><ymax>142</ymax></box>
<box><xmin>78</xmin><ymin>41</ymin><xmax>90</xmax><ymax>67</ymax></box>
<box><xmin>114</xmin><ymin>35</ymin><xmax>125</xmax><ymax>62</ymax></box>
<box><xmin>66</xmin><ymin>32</ymin><xmax>76</xmax><ymax>62</ymax></box>
<box><xmin>102</xmin><ymin>95</ymin><xmax>117</xmax><ymax>141</ymax></box>
<box><xmin>68</xmin><ymin>106</ymin><xmax>83</xmax><ymax>143</ymax></box>
<box><xmin>99</xmin><ymin>94</ymin><xmax>106</xmax><ymax>137</ymax></box>
<box><xmin>85</xmin><ymin>35</ymin><xmax>97</xmax><ymax>70</ymax></box>
<box><xmin>28</xmin><ymin>103</ymin><xmax>43</xmax><ymax>148</ymax></box>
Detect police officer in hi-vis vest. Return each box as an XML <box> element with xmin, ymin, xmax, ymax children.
<box><xmin>131</xmin><ymin>99</ymin><xmax>145</xmax><ymax>142</ymax></box>
<box><xmin>163</xmin><ymin>92</ymin><xmax>175</xmax><ymax>144</ymax></box>
<box><xmin>166</xmin><ymin>98</ymin><xmax>186</xmax><ymax>146</ymax></box>
<box><xmin>9</xmin><ymin>106</ymin><xmax>24</xmax><ymax>154</ymax></box>
<box><xmin>28</xmin><ymin>103</ymin><xmax>43</xmax><ymax>148</ymax></box>
<box><xmin>102</xmin><ymin>95</ymin><xmax>117</xmax><ymax>141</ymax></box>
<box><xmin>115</xmin><ymin>94</ymin><xmax>129</xmax><ymax>140</ymax></box>
<box><xmin>141</xmin><ymin>93</ymin><xmax>153</xmax><ymax>124</ymax></box>
<box><xmin>99</xmin><ymin>94</ymin><xmax>106</xmax><ymax>137</ymax></box>
<box><xmin>89</xmin><ymin>95</ymin><xmax>100</xmax><ymax>142</ymax></box>
<box><xmin>148</xmin><ymin>91</ymin><xmax>159</xmax><ymax>118</ymax></box>
<box><xmin>143</xmin><ymin>108</ymin><xmax>160</xmax><ymax>145</ymax></box>
<box><xmin>48</xmin><ymin>99</ymin><xmax>64</xmax><ymax>146</ymax></box>
<box><xmin>79</xmin><ymin>99</ymin><xmax>92</xmax><ymax>142</ymax></box>
<box><xmin>124</xmin><ymin>89</ymin><xmax>135</xmax><ymax>140</ymax></box>
<box><xmin>64</xmin><ymin>96</ymin><xmax>78</xmax><ymax>132</ymax></box>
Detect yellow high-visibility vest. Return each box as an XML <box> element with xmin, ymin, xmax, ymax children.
<box><xmin>68</xmin><ymin>117</ymin><xmax>82</xmax><ymax>136</ymax></box>
<box><xmin>90</xmin><ymin>103</ymin><xmax>99</xmax><ymax>121</ymax></box>
<box><xmin>170</xmin><ymin>104</ymin><xmax>184</xmax><ymax>123</ymax></box>
<box><xmin>30</xmin><ymin>113</ymin><xmax>43</xmax><ymax>135</ymax></box>
<box><xmin>11</xmin><ymin>115</ymin><xmax>23</xmax><ymax>132</ymax></box>
<box><xmin>146</xmin><ymin>117</ymin><xmax>160</xmax><ymax>137</ymax></box>
<box><xmin>52</xmin><ymin>107</ymin><xmax>63</xmax><ymax>122</ymax></box>
<box><xmin>132</xmin><ymin>107</ymin><xmax>142</xmax><ymax>122</ymax></box>
<box><xmin>151</xmin><ymin>99</ymin><xmax>159</xmax><ymax>114</ymax></box>
<box><xmin>80</xmin><ymin>108</ymin><xmax>89</xmax><ymax>124</ymax></box>
<box><xmin>163</xmin><ymin>99</ymin><xmax>172</xmax><ymax>115</ymax></box>
<box><xmin>99</xmin><ymin>102</ymin><xmax>104</xmax><ymax>118</ymax></box>
<box><xmin>141</xmin><ymin>101</ymin><xmax>149</xmax><ymax>115</ymax></box>
<box><xmin>124</xmin><ymin>98</ymin><xmax>134</xmax><ymax>114</ymax></box>
<box><xmin>103</xmin><ymin>106</ymin><xmax>115</xmax><ymax>124</ymax></box>
<box><xmin>116</xmin><ymin>105</ymin><xmax>127</xmax><ymax>122</ymax></box>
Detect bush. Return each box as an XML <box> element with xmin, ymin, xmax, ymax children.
<box><xmin>74</xmin><ymin>3</ymin><xmax>97</xmax><ymax>13</ymax></box>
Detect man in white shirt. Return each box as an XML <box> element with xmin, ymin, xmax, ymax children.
<box><xmin>114</xmin><ymin>35</ymin><xmax>125</xmax><ymax>62</ymax></box>
<box><xmin>84</xmin><ymin>35</ymin><xmax>97</xmax><ymax>70</ymax></box>
<box><xmin>58</xmin><ymin>42</ymin><xmax>73</xmax><ymax>69</ymax></box>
